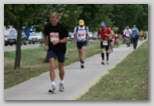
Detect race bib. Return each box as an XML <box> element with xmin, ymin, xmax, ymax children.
<box><xmin>102</xmin><ymin>40</ymin><xmax>108</xmax><ymax>46</ymax></box>
<box><xmin>77</xmin><ymin>32</ymin><xmax>86</xmax><ymax>41</ymax></box>
<box><xmin>50</xmin><ymin>32</ymin><xmax>59</xmax><ymax>42</ymax></box>
<box><xmin>115</xmin><ymin>34</ymin><xmax>118</xmax><ymax>37</ymax></box>
<box><xmin>78</xmin><ymin>33</ymin><xmax>85</xmax><ymax>37</ymax></box>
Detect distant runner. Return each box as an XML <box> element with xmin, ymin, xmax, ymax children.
<box><xmin>123</xmin><ymin>26</ymin><xmax>132</xmax><ymax>47</ymax></box>
<box><xmin>114</xmin><ymin>28</ymin><xmax>120</xmax><ymax>48</ymax></box>
<box><xmin>74</xmin><ymin>19</ymin><xmax>89</xmax><ymax>68</ymax></box>
<box><xmin>131</xmin><ymin>25</ymin><xmax>139</xmax><ymax>49</ymax></box>
<box><xmin>98</xmin><ymin>22</ymin><xmax>112</xmax><ymax>64</ymax></box>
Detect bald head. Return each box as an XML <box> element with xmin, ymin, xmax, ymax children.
<box><xmin>50</xmin><ymin>12</ymin><xmax>59</xmax><ymax>19</ymax></box>
<box><xmin>50</xmin><ymin>12</ymin><xmax>59</xmax><ymax>26</ymax></box>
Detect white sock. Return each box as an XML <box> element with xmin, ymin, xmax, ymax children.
<box><xmin>60</xmin><ymin>80</ymin><xmax>64</xmax><ymax>84</ymax></box>
<box><xmin>51</xmin><ymin>82</ymin><xmax>56</xmax><ymax>86</ymax></box>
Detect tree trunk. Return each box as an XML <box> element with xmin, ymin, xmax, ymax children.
<box><xmin>42</xmin><ymin>51</ymin><xmax>49</xmax><ymax>63</ymax></box>
<box><xmin>14</xmin><ymin>27</ymin><xmax>22</xmax><ymax>70</ymax></box>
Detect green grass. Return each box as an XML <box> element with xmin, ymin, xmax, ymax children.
<box><xmin>4</xmin><ymin>40</ymin><xmax>101</xmax><ymax>89</ymax></box>
<box><xmin>79</xmin><ymin>41</ymin><xmax>148</xmax><ymax>100</ymax></box>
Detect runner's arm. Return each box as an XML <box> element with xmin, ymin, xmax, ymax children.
<box><xmin>44</xmin><ymin>35</ymin><xmax>48</xmax><ymax>46</ymax></box>
<box><xmin>97</xmin><ymin>31</ymin><xmax>102</xmax><ymax>42</ymax></box>
<box><xmin>59</xmin><ymin>37</ymin><xmax>68</xmax><ymax>43</ymax></box>
<box><xmin>73</xmin><ymin>27</ymin><xmax>77</xmax><ymax>43</ymax></box>
<box><xmin>86</xmin><ymin>27</ymin><xmax>89</xmax><ymax>42</ymax></box>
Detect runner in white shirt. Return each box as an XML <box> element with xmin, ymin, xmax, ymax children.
<box><xmin>123</xmin><ymin>26</ymin><xmax>132</xmax><ymax>47</ymax></box>
<box><xmin>74</xmin><ymin>19</ymin><xmax>89</xmax><ymax>68</ymax></box>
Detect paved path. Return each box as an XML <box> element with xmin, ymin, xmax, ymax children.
<box><xmin>4</xmin><ymin>40</ymin><xmax>147</xmax><ymax>100</ymax></box>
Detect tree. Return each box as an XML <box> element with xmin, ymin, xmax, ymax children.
<box><xmin>111</xmin><ymin>4</ymin><xmax>148</xmax><ymax>32</ymax></box>
<box><xmin>4</xmin><ymin>4</ymin><xmax>46</xmax><ymax>70</ymax></box>
<box><xmin>78</xmin><ymin>4</ymin><xmax>113</xmax><ymax>31</ymax></box>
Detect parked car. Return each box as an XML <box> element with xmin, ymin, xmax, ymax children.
<box><xmin>92</xmin><ymin>32</ymin><xmax>98</xmax><ymax>40</ymax></box>
<box><xmin>68</xmin><ymin>32</ymin><xmax>74</xmax><ymax>40</ymax></box>
<box><xmin>4</xmin><ymin>29</ymin><xmax>27</xmax><ymax>46</ymax></box>
<box><xmin>28</xmin><ymin>32</ymin><xmax>43</xmax><ymax>44</ymax></box>
<box><xmin>88</xmin><ymin>32</ymin><xmax>93</xmax><ymax>39</ymax></box>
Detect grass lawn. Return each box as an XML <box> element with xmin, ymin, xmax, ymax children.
<box><xmin>4</xmin><ymin>40</ymin><xmax>102</xmax><ymax>89</ymax></box>
<box><xmin>79</xmin><ymin>41</ymin><xmax>148</xmax><ymax>100</ymax></box>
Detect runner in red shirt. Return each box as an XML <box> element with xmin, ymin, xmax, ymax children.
<box><xmin>114</xmin><ymin>28</ymin><xmax>120</xmax><ymax>48</ymax></box>
<box><xmin>98</xmin><ymin>22</ymin><xmax>112</xmax><ymax>64</ymax></box>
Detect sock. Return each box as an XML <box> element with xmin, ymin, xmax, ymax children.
<box><xmin>80</xmin><ymin>59</ymin><xmax>84</xmax><ymax>65</ymax></box>
<box><xmin>106</xmin><ymin>53</ymin><xmax>109</xmax><ymax>61</ymax></box>
<box><xmin>60</xmin><ymin>80</ymin><xmax>64</xmax><ymax>84</ymax></box>
<box><xmin>101</xmin><ymin>53</ymin><xmax>104</xmax><ymax>61</ymax></box>
<box><xmin>51</xmin><ymin>82</ymin><xmax>56</xmax><ymax>86</ymax></box>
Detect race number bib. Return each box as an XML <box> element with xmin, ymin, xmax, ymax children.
<box><xmin>102</xmin><ymin>40</ymin><xmax>108</xmax><ymax>46</ymax></box>
<box><xmin>115</xmin><ymin>34</ymin><xmax>118</xmax><ymax>37</ymax></box>
<box><xmin>50</xmin><ymin>32</ymin><xmax>59</xmax><ymax>42</ymax></box>
<box><xmin>78</xmin><ymin>33</ymin><xmax>85</xmax><ymax>37</ymax></box>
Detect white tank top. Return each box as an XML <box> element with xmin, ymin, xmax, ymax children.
<box><xmin>74</xmin><ymin>26</ymin><xmax>88</xmax><ymax>42</ymax></box>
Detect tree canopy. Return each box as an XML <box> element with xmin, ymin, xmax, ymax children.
<box><xmin>5</xmin><ymin>4</ymin><xmax>148</xmax><ymax>32</ymax></box>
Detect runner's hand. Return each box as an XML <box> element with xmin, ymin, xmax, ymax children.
<box><xmin>45</xmin><ymin>45</ymin><xmax>49</xmax><ymax>51</ymax></box>
<box><xmin>74</xmin><ymin>42</ymin><xmax>76</xmax><ymax>47</ymax></box>
<box><xmin>87</xmin><ymin>41</ymin><xmax>89</xmax><ymax>46</ymax></box>
<box><xmin>52</xmin><ymin>40</ymin><xmax>59</xmax><ymax>45</ymax></box>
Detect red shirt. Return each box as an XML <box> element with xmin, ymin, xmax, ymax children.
<box><xmin>98</xmin><ymin>27</ymin><xmax>111</xmax><ymax>40</ymax></box>
<box><xmin>114</xmin><ymin>31</ymin><xmax>119</xmax><ymax>40</ymax></box>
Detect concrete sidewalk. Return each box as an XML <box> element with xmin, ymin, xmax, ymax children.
<box><xmin>4</xmin><ymin>40</ymin><xmax>146</xmax><ymax>100</ymax></box>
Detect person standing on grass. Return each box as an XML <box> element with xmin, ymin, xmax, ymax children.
<box><xmin>131</xmin><ymin>25</ymin><xmax>139</xmax><ymax>49</ymax></box>
<box><xmin>74</xmin><ymin>19</ymin><xmax>89</xmax><ymax>69</ymax></box>
<box><xmin>97</xmin><ymin>22</ymin><xmax>112</xmax><ymax>65</ymax></box>
<box><xmin>43</xmin><ymin>13</ymin><xmax>69</xmax><ymax>92</ymax></box>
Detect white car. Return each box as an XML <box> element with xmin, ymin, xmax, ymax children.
<box><xmin>88</xmin><ymin>32</ymin><xmax>93</xmax><ymax>39</ymax></box>
<box><xmin>69</xmin><ymin>32</ymin><xmax>74</xmax><ymax>40</ymax></box>
<box><xmin>28</xmin><ymin>32</ymin><xmax>43</xmax><ymax>44</ymax></box>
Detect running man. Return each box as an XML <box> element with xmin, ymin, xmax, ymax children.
<box><xmin>131</xmin><ymin>25</ymin><xmax>139</xmax><ymax>49</ymax></box>
<box><xmin>98</xmin><ymin>22</ymin><xmax>112</xmax><ymax>64</ymax></box>
<box><xmin>43</xmin><ymin>13</ymin><xmax>69</xmax><ymax>92</ymax></box>
<box><xmin>74</xmin><ymin>19</ymin><xmax>89</xmax><ymax>68</ymax></box>
<box><xmin>109</xmin><ymin>28</ymin><xmax>114</xmax><ymax>52</ymax></box>
<box><xmin>123</xmin><ymin>26</ymin><xmax>132</xmax><ymax>47</ymax></box>
<box><xmin>114</xmin><ymin>28</ymin><xmax>120</xmax><ymax>48</ymax></box>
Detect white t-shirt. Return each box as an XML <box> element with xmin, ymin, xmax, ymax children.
<box><xmin>74</xmin><ymin>26</ymin><xmax>88</xmax><ymax>42</ymax></box>
<box><xmin>124</xmin><ymin>29</ymin><xmax>132</xmax><ymax>37</ymax></box>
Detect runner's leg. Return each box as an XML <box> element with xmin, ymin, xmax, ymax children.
<box><xmin>49</xmin><ymin>58</ymin><xmax>56</xmax><ymax>83</ymax></box>
<box><xmin>101</xmin><ymin>49</ymin><xmax>105</xmax><ymax>64</ymax></box>
<box><xmin>48</xmin><ymin>50</ymin><xmax>57</xmax><ymax>92</ymax></box>
<box><xmin>58</xmin><ymin>62</ymin><xmax>64</xmax><ymax>80</ymax></box>
<box><xmin>58</xmin><ymin>62</ymin><xmax>65</xmax><ymax>91</ymax></box>
<box><xmin>106</xmin><ymin>41</ymin><xmax>110</xmax><ymax>64</ymax></box>
<box><xmin>57</xmin><ymin>53</ymin><xmax>65</xmax><ymax>91</ymax></box>
<box><xmin>81</xmin><ymin>46</ymin><xmax>86</xmax><ymax>63</ymax></box>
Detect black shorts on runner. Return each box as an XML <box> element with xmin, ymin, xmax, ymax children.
<box><xmin>109</xmin><ymin>39</ymin><xmax>113</xmax><ymax>43</ymax></box>
<box><xmin>100</xmin><ymin>40</ymin><xmax>110</xmax><ymax>50</ymax></box>
<box><xmin>48</xmin><ymin>50</ymin><xmax>65</xmax><ymax>63</ymax></box>
<box><xmin>77</xmin><ymin>41</ymin><xmax>87</xmax><ymax>49</ymax></box>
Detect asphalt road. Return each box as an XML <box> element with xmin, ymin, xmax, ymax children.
<box><xmin>4</xmin><ymin>40</ymin><xmax>146</xmax><ymax>100</ymax></box>
<box><xmin>4</xmin><ymin>43</ymin><xmax>42</xmax><ymax>52</ymax></box>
